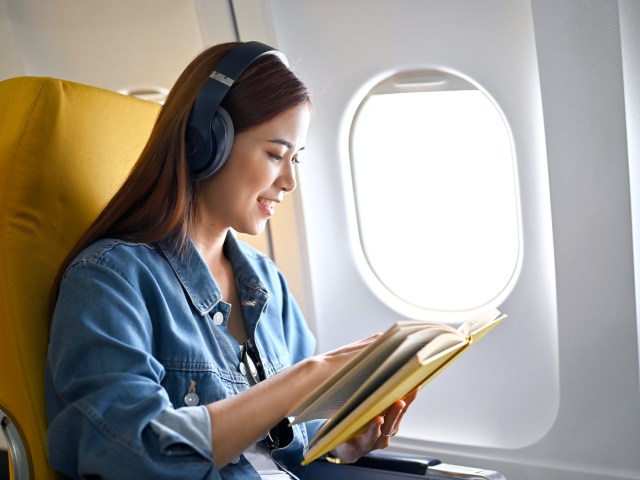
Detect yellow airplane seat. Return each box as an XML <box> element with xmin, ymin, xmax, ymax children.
<box><xmin>0</xmin><ymin>76</ymin><xmax>160</xmax><ymax>479</ymax></box>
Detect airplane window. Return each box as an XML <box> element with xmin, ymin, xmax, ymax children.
<box><xmin>350</xmin><ymin>70</ymin><xmax>520</xmax><ymax>313</ymax></box>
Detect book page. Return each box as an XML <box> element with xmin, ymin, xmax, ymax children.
<box><xmin>457</xmin><ymin>308</ymin><xmax>502</xmax><ymax>338</ymax></box>
<box><xmin>467</xmin><ymin>311</ymin><xmax>507</xmax><ymax>343</ymax></box>
<box><xmin>313</xmin><ymin>328</ymin><xmax>462</xmax><ymax>423</ymax></box>
<box><xmin>416</xmin><ymin>331</ymin><xmax>466</xmax><ymax>363</ymax></box>
<box><xmin>291</xmin><ymin>321</ymin><xmax>444</xmax><ymax>420</ymax></box>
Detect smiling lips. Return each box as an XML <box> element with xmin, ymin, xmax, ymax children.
<box><xmin>257</xmin><ymin>197</ymin><xmax>277</xmax><ymax>216</ymax></box>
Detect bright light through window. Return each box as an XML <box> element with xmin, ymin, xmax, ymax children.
<box><xmin>350</xmin><ymin>72</ymin><xmax>520</xmax><ymax>313</ymax></box>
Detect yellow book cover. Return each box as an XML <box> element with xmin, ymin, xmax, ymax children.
<box><xmin>297</xmin><ymin>309</ymin><xmax>507</xmax><ymax>465</ymax></box>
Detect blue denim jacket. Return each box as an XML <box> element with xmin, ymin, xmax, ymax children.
<box><xmin>46</xmin><ymin>233</ymin><xmax>319</xmax><ymax>479</ymax></box>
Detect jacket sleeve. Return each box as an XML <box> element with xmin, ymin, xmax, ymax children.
<box><xmin>46</xmin><ymin>259</ymin><xmax>221</xmax><ymax>480</ymax></box>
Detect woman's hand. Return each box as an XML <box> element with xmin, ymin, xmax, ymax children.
<box><xmin>300</xmin><ymin>333</ymin><xmax>382</xmax><ymax>386</ymax></box>
<box><xmin>209</xmin><ymin>333</ymin><xmax>382</xmax><ymax>466</ymax></box>
<box><xmin>330</xmin><ymin>388</ymin><xmax>419</xmax><ymax>464</ymax></box>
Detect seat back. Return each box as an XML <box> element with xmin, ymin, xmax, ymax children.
<box><xmin>0</xmin><ymin>76</ymin><xmax>160</xmax><ymax>479</ymax></box>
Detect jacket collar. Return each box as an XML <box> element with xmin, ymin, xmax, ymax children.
<box><xmin>158</xmin><ymin>232</ymin><xmax>267</xmax><ymax>316</ymax></box>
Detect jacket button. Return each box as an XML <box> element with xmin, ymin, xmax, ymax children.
<box><xmin>184</xmin><ymin>392</ymin><xmax>200</xmax><ymax>406</ymax></box>
<box><xmin>212</xmin><ymin>312</ymin><xmax>224</xmax><ymax>325</ymax></box>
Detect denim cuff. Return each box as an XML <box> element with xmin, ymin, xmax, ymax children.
<box><xmin>150</xmin><ymin>405</ymin><xmax>212</xmax><ymax>459</ymax></box>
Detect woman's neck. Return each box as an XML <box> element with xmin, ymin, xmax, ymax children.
<box><xmin>190</xmin><ymin>222</ymin><xmax>229</xmax><ymax>266</ymax></box>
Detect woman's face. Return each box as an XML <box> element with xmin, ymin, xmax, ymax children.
<box><xmin>197</xmin><ymin>104</ymin><xmax>310</xmax><ymax>237</ymax></box>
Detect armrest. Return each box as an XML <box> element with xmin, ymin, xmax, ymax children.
<box><xmin>307</xmin><ymin>450</ymin><xmax>506</xmax><ymax>480</ymax></box>
<box><xmin>333</xmin><ymin>450</ymin><xmax>441</xmax><ymax>474</ymax></box>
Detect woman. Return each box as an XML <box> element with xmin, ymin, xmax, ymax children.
<box><xmin>46</xmin><ymin>41</ymin><xmax>415</xmax><ymax>479</ymax></box>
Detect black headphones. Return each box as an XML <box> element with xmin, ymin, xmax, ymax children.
<box><xmin>185</xmin><ymin>41</ymin><xmax>287</xmax><ymax>180</ymax></box>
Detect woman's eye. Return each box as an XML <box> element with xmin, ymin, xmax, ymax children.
<box><xmin>267</xmin><ymin>152</ymin><xmax>284</xmax><ymax>162</ymax></box>
<box><xmin>291</xmin><ymin>157</ymin><xmax>301</xmax><ymax>165</ymax></box>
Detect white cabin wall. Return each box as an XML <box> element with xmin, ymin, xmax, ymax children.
<box><xmin>621</xmin><ymin>0</ymin><xmax>640</xmax><ymax>392</ymax></box>
<box><xmin>231</xmin><ymin>1</ymin><xmax>277</xmax><ymax>46</ymax></box>
<box><xmin>0</xmin><ymin>0</ymin><xmax>23</xmax><ymax>78</ymax></box>
<box><xmin>265</xmin><ymin>0</ymin><xmax>560</xmax><ymax>457</ymax></box>
<box><xmin>462</xmin><ymin>1</ymin><xmax>640</xmax><ymax>477</ymax></box>
<box><xmin>0</xmin><ymin>0</ymin><xmax>235</xmax><ymax>92</ymax></box>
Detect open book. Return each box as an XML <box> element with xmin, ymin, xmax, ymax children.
<box><xmin>294</xmin><ymin>308</ymin><xmax>507</xmax><ymax>465</ymax></box>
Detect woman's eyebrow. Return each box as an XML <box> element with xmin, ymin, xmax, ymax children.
<box><xmin>268</xmin><ymin>139</ymin><xmax>305</xmax><ymax>151</ymax></box>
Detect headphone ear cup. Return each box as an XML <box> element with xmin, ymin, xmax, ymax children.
<box><xmin>204</xmin><ymin>107</ymin><xmax>234</xmax><ymax>180</ymax></box>
<box><xmin>185</xmin><ymin>125</ymin><xmax>207</xmax><ymax>172</ymax></box>
<box><xmin>189</xmin><ymin>107</ymin><xmax>234</xmax><ymax>180</ymax></box>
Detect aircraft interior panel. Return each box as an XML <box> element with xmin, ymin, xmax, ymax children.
<box><xmin>0</xmin><ymin>0</ymin><xmax>235</xmax><ymax>94</ymax></box>
<box><xmin>621</xmin><ymin>0</ymin><xmax>640</xmax><ymax>390</ymax></box>
<box><xmin>264</xmin><ymin>0</ymin><xmax>559</xmax><ymax>452</ymax></box>
<box><xmin>245</xmin><ymin>0</ymin><xmax>640</xmax><ymax>478</ymax></box>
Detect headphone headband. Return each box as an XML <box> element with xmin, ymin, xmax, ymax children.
<box><xmin>186</xmin><ymin>41</ymin><xmax>286</xmax><ymax>180</ymax></box>
<box><xmin>211</xmin><ymin>41</ymin><xmax>288</xmax><ymax>87</ymax></box>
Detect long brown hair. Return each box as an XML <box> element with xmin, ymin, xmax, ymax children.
<box><xmin>51</xmin><ymin>42</ymin><xmax>311</xmax><ymax>305</ymax></box>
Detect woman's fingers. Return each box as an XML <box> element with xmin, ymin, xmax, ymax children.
<box><xmin>380</xmin><ymin>389</ymin><xmax>418</xmax><ymax>436</ymax></box>
<box><xmin>381</xmin><ymin>399</ymin><xmax>405</xmax><ymax>436</ymax></box>
<box><xmin>312</xmin><ymin>333</ymin><xmax>383</xmax><ymax>375</ymax></box>
<box><xmin>332</xmin><ymin>387</ymin><xmax>422</xmax><ymax>462</ymax></box>
<box><xmin>321</xmin><ymin>333</ymin><xmax>382</xmax><ymax>358</ymax></box>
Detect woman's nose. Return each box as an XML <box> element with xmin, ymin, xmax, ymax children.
<box><xmin>279</xmin><ymin>161</ymin><xmax>297</xmax><ymax>193</ymax></box>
